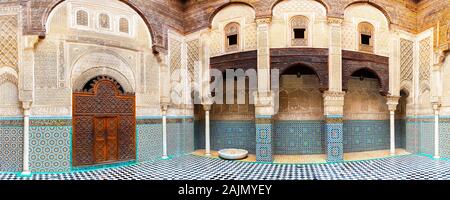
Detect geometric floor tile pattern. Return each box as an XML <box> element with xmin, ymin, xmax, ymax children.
<box><xmin>1</xmin><ymin>154</ymin><xmax>450</xmax><ymax>180</ymax></box>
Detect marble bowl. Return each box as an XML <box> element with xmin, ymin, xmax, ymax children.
<box><xmin>218</xmin><ymin>148</ymin><xmax>248</xmax><ymax>160</ymax></box>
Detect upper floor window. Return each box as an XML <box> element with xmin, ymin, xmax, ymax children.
<box><xmin>358</xmin><ymin>22</ymin><xmax>374</xmax><ymax>52</ymax></box>
<box><xmin>76</xmin><ymin>10</ymin><xmax>88</xmax><ymax>26</ymax></box>
<box><xmin>99</xmin><ymin>13</ymin><xmax>111</xmax><ymax>29</ymax></box>
<box><xmin>290</xmin><ymin>16</ymin><xmax>309</xmax><ymax>46</ymax></box>
<box><xmin>119</xmin><ymin>18</ymin><xmax>129</xmax><ymax>33</ymax></box>
<box><xmin>224</xmin><ymin>22</ymin><xmax>240</xmax><ymax>52</ymax></box>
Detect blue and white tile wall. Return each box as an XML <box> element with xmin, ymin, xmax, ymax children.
<box><xmin>325</xmin><ymin>117</ymin><xmax>343</xmax><ymax>162</ymax></box>
<box><xmin>343</xmin><ymin>120</ymin><xmax>390</xmax><ymax>152</ymax></box>
<box><xmin>137</xmin><ymin>124</ymin><xmax>163</xmax><ymax>162</ymax></box>
<box><xmin>195</xmin><ymin>120</ymin><xmax>256</xmax><ymax>153</ymax></box>
<box><xmin>395</xmin><ymin>119</ymin><xmax>407</xmax><ymax>149</ymax></box>
<box><xmin>29</xmin><ymin>120</ymin><xmax>71</xmax><ymax>173</ymax></box>
<box><xmin>167</xmin><ymin>119</ymin><xmax>194</xmax><ymax>157</ymax></box>
<box><xmin>406</xmin><ymin>120</ymin><xmax>420</xmax><ymax>153</ymax></box>
<box><xmin>439</xmin><ymin>119</ymin><xmax>450</xmax><ymax>159</ymax></box>
<box><xmin>256</xmin><ymin>117</ymin><xmax>273</xmax><ymax>162</ymax></box>
<box><xmin>0</xmin><ymin>118</ymin><xmax>23</xmax><ymax>172</ymax></box>
<box><xmin>419</xmin><ymin>121</ymin><xmax>434</xmax><ymax>155</ymax></box>
<box><xmin>273</xmin><ymin>120</ymin><xmax>325</xmax><ymax>155</ymax></box>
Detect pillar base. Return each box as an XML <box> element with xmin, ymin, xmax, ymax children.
<box><xmin>256</xmin><ymin>116</ymin><xmax>273</xmax><ymax>163</ymax></box>
<box><xmin>433</xmin><ymin>156</ymin><xmax>441</xmax><ymax>159</ymax></box>
<box><xmin>162</xmin><ymin>156</ymin><xmax>169</xmax><ymax>160</ymax></box>
<box><xmin>20</xmin><ymin>171</ymin><xmax>31</xmax><ymax>176</ymax></box>
<box><xmin>205</xmin><ymin>153</ymin><xmax>211</xmax><ymax>157</ymax></box>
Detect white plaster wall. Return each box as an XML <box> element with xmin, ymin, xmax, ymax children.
<box><xmin>342</xmin><ymin>4</ymin><xmax>390</xmax><ymax>56</ymax></box>
<box><xmin>271</xmin><ymin>0</ymin><xmax>328</xmax><ymax>48</ymax></box>
<box><xmin>209</xmin><ymin>4</ymin><xmax>257</xmax><ymax>57</ymax></box>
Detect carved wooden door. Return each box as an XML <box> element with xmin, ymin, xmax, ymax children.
<box><xmin>73</xmin><ymin>77</ymin><xmax>136</xmax><ymax>167</ymax></box>
<box><xmin>94</xmin><ymin>117</ymin><xmax>118</xmax><ymax>164</ymax></box>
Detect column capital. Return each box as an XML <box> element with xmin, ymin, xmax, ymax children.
<box><xmin>21</xmin><ymin>101</ymin><xmax>32</xmax><ymax>111</ymax></box>
<box><xmin>323</xmin><ymin>91</ymin><xmax>345</xmax><ymax>116</ymax></box>
<box><xmin>203</xmin><ymin>104</ymin><xmax>212</xmax><ymax>111</ymax></box>
<box><xmin>23</xmin><ymin>35</ymin><xmax>40</xmax><ymax>50</ymax></box>
<box><xmin>255</xmin><ymin>17</ymin><xmax>272</xmax><ymax>25</ymax></box>
<box><xmin>327</xmin><ymin>17</ymin><xmax>343</xmax><ymax>25</ymax></box>
<box><xmin>160</xmin><ymin>103</ymin><xmax>169</xmax><ymax>115</ymax></box>
<box><xmin>386</xmin><ymin>95</ymin><xmax>400</xmax><ymax>112</ymax></box>
<box><xmin>432</xmin><ymin>102</ymin><xmax>441</xmax><ymax>112</ymax></box>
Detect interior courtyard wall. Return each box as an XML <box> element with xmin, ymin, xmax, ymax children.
<box><xmin>273</xmin><ymin>75</ymin><xmax>325</xmax><ymax>155</ymax></box>
<box><xmin>342</xmin><ymin>4</ymin><xmax>390</xmax><ymax>57</ymax></box>
<box><xmin>270</xmin><ymin>0</ymin><xmax>328</xmax><ymax>48</ymax></box>
<box><xmin>0</xmin><ymin>5</ymin><xmax>23</xmax><ymax>172</ymax></box>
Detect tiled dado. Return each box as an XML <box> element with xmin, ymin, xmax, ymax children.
<box><xmin>273</xmin><ymin>120</ymin><xmax>325</xmax><ymax>155</ymax></box>
<box><xmin>137</xmin><ymin>124</ymin><xmax>162</xmax><ymax>162</ymax></box>
<box><xmin>167</xmin><ymin>119</ymin><xmax>195</xmax><ymax>158</ymax></box>
<box><xmin>440</xmin><ymin>119</ymin><xmax>450</xmax><ymax>159</ymax></box>
<box><xmin>256</xmin><ymin>116</ymin><xmax>273</xmax><ymax>162</ymax></box>
<box><xmin>405</xmin><ymin>117</ymin><xmax>435</xmax><ymax>156</ymax></box>
<box><xmin>194</xmin><ymin>120</ymin><xmax>256</xmax><ymax>153</ymax></box>
<box><xmin>29</xmin><ymin>118</ymin><xmax>72</xmax><ymax>173</ymax></box>
<box><xmin>343</xmin><ymin>120</ymin><xmax>390</xmax><ymax>153</ymax></box>
<box><xmin>325</xmin><ymin>116</ymin><xmax>343</xmax><ymax>162</ymax></box>
<box><xmin>0</xmin><ymin>118</ymin><xmax>23</xmax><ymax>172</ymax></box>
<box><xmin>137</xmin><ymin>116</ymin><xmax>194</xmax><ymax>159</ymax></box>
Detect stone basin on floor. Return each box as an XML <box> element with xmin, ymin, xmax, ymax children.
<box><xmin>218</xmin><ymin>149</ymin><xmax>248</xmax><ymax>160</ymax></box>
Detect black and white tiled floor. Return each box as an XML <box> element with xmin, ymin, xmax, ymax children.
<box><xmin>1</xmin><ymin>154</ymin><xmax>450</xmax><ymax>180</ymax></box>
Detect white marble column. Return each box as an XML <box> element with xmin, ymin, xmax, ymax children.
<box><xmin>433</xmin><ymin>103</ymin><xmax>441</xmax><ymax>159</ymax></box>
<box><xmin>161</xmin><ymin>104</ymin><xmax>169</xmax><ymax>159</ymax></box>
<box><xmin>387</xmin><ymin>96</ymin><xmax>400</xmax><ymax>156</ymax></box>
<box><xmin>203</xmin><ymin>104</ymin><xmax>212</xmax><ymax>156</ymax></box>
<box><xmin>21</xmin><ymin>101</ymin><xmax>32</xmax><ymax>175</ymax></box>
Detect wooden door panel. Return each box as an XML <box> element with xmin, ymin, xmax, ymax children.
<box><xmin>94</xmin><ymin>117</ymin><xmax>107</xmax><ymax>163</ymax></box>
<box><xmin>73</xmin><ymin>78</ymin><xmax>136</xmax><ymax>167</ymax></box>
<box><xmin>106</xmin><ymin>117</ymin><xmax>118</xmax><ymax>161</ymax></box>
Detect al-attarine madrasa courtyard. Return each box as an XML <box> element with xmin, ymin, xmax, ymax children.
<box><xmin>0</xmin><ymin>0</ymin><xmax>450</xmax><ymax>180</ymax></box>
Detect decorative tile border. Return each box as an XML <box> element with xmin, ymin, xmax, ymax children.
<box><xmin>137</xmin><ymin>119</ymin><xmax>162</xmax><ymax>125</ymax></box>
<box><xmin>0</xmin><ymin>119</ymin><xmax>23</xmax><ymax>126</ymax></box>
<box><xmin>30</xmin><ymin>119</ymin><xmax>72</xmax><ymax>126</ymax></box>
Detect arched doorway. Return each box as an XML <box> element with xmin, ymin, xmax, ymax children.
<box><xmin>72</xmin><ymin>76</ymin><xmax>136</xmax><ymax>167</ymax></box>
<box><xmin>343</xmin><ymin>68</ymin><xmax>389</xmax><ymax>153</ymax></box>
<box><xmin>274</xmin><ymin>64</ymin><xmax>325</xmax><ymax>155</ymax></box>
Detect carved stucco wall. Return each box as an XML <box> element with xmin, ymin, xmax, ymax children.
<box><xmin>342</xmin><ymin>4</ymin><xmax>390</xmax><ymax>57</ymax></box>
<box><xmin>31</xmin><ymin>0</ymin><xmax>160</xmax><ymax>117</ymax></box>
<box><xmin>0</xmin><ymin>69</ymin><xmax>20</xmax><ymax>116</ymax></box>
<box><xmin>209</xmin><ymin>4</ymin><xmax>257</xmax><ymax>57</ymax></box>
<box><xmin>344</xmin><ymin>78</ymin><xmax>388</xmax><ymax>120</ymax></box>
<box><xmin>0</xmin><ymin>6</ymin><xmax>21</xmax><ymax>117</ymax></box>
<box><xmin>442</xmin><ymin>55</ymin><xmax>450</xmax><ymax>113</ymax></box>
<box><xmin>417</xmin><ymin>36</ymin><xmax>433</xmax><ymax>115</ymax></box>
<box><xmin>271</xmin><ymin>0</ymin><xmax>328</xmax><ymax>48</ymax></box>
<box><xmin>275</xmin><ymin>75</ymin><xmax>323</xmax><ymax>120</ymax></box>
